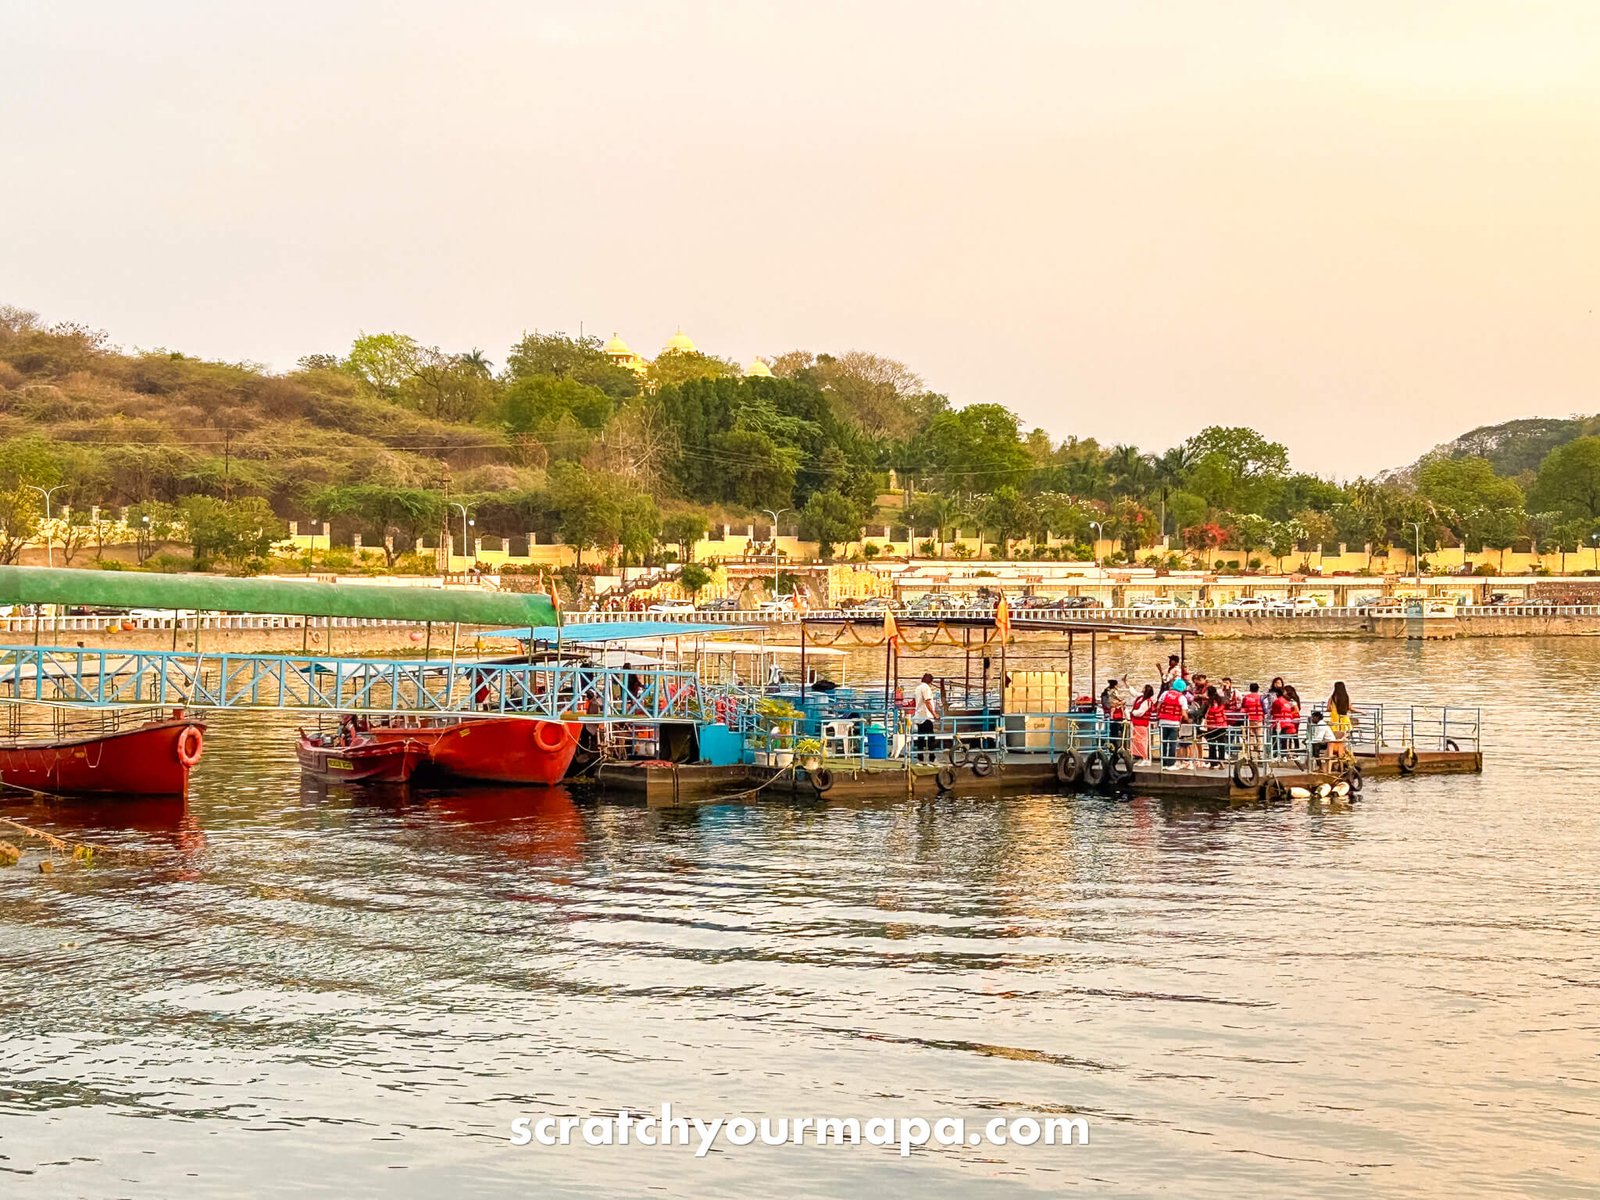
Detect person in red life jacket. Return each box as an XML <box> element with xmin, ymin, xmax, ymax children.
<box><xmin>1240</xmin><ymin>682</ymin><xmax>1267</xmax><ymax>757</ymax></box>
<box><xmin>1218</xmin><ymin>676</ymin><xmax>1243</xmax><ymax>757</ymax></box>
<box><xmin>1156</xmin><ymin>677</ymin><xmax>1189</xmax><ymax>768</ymax></box>
<box><xmin>1129</xmin><ymin>684</ymin><xmax>1155</xmax><ymax>762</ymax></box>
<box><xmin>1202</xmin><ymin>685</ymin><xmax>1230</xmax><ymax>766</ymax></box>
<box><xmin>1270</xmin><ymin>684</ymin><xmax>1302</xmax><ymax>758</ymax></box>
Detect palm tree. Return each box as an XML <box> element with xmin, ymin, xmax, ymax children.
<box><xmin>459</xmin><ymin>348</ymin><xmax>492</xmax><ymax>377</ymax></box>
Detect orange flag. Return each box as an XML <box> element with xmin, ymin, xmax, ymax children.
<box><xmin>994</xmin><ymin>594</ymin><xmax>1012</xmax><ymax>642</ymax></box>
<box><xmin>882</xmin><ymin>609</ymin><xmax>900</xmax><ymax>651</ymax></box>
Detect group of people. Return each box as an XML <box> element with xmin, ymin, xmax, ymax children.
<box><xmin>1099</xmin><ymin>656</ymin><xmax>1356</xmax><ymax>770</ymax></box>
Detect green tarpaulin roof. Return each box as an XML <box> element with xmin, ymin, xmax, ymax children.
<box><xmin>0</xmin><ymin>566</ymin><xmax>557</xmax><ymax>627</ymax></box>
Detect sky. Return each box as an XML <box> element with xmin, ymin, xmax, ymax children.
<box><xmin>4</xmin><ymin>0</ymin><xmax>1599</xmax><ymax>478</ymax></box>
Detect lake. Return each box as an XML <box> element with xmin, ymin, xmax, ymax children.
<box><xmin>1</xmin><ymin>637</ymin><xmax>1594</xmax><ymax>1197</ymax></box>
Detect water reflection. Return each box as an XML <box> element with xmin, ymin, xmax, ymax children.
<box><xmin>0</xmin><ymin>640</ymin><xmax>1595</xmax><ymax>1198</ymax></box>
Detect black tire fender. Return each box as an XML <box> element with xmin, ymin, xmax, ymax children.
<box><xmin>935</xmin><ymin>764</ymin><xmax>957</xmax><ymax>792</ymax></box>
<box><xmin>1232</xmin><ymin>759</ymin><xmax>1261</xmax><ymax>788</ymax></box>
<box><xmin>1443</xmin><ymin>738</ymin><xmax>1460</xmax><ymax>753</ymax></box>
<box><xmin>1346</xmin><ymin>763</ymin><xmax>1363</xmax><ymax>794</ymax></box>
<box><xmin>1398</xmin><ymin>746</ymin><xmax>1419</xmax><ymax>774</ymax></box>
<box><xmin>1056</xmin><ymin>750</ymin><xmax>1080</xmax><ymax>785</ymax></box>
<box><xmin>970</xmin><ymin>752</ymin><xmax>994</xmax><ymax>777</ymax></box>
<box><xmin>948</xmin><ymin>744</ymin><xmax>971</xmax><ymax>768</ymax></box>
<box><xmin>810</xmin><ymin>766</ymin><xmax>834</xmax><ymax>794</ymax></box>
<box><xmin>1263</xmin><ymin>777</ymin><xmax>1289</xmax><ymax>802</ymax></box>
<box><xmin>1081</xmin><ymin>751</ymin><xmax>1108</xmax><ymax>789</ymax></box>
<box><xmin>1108</xmin><ymin>748</ymin><xmax>1135</xmax><ymax>783</ymax></box>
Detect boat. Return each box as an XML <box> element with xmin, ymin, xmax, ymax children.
<box><xmin>366</xmin><ymin>716</ymin><xmax>581</xmax><ymax>786</ymax></box>
<box><xmin>296</xmin><ymin>726</ymin><xmax>429</xmax><ymax>784</ymax></box>
<box><xmin>0</xmin><ymin>710</ymin><xmax>205</xmax><ymax>798</ymax></box>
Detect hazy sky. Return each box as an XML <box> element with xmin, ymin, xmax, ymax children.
<box><xmin>6</xmin><ymin>0</ymin><xmax>1599</xmax><ymax>477</ymax></box>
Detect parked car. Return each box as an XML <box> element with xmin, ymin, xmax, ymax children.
<box><xmin>758</xmin><ymin>596</ymin><xmax>798</xmax><ymax>612</ymax></box>
<box><xmin>1128</xmin><ymin>597</ymin><xmax>1177</xmax><ymax>613</ymax></box>
<box><xmin>1218</xmin><ymin>597</ymin><xmax>1269</xmax><ymax>612</ymax></box>
<box><xmin>696</xmin><ymin>597</ymin><xmax>741</xmax><ymax>612</ymax></box>
<box><xmin>849</xmin><ymin>597</ymin><xmax>897</xmax><ymax>612</ymax></box>
<box><xmin>646</xmin><ymin>598</ymin><xmax>697</xmax><ymax>614</ymax></box>
<box><xmin>1055</xmin><ymin>596</ymin><xmax>1101</xmax><ymax>610</ymax></box>
<box><xmin>1267</xmin><ymin>597</ymin><xmax>1321</xmax><ymax>612</ymax></box>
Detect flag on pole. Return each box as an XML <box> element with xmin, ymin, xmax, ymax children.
<box><xmin>994</xmin><ymin>594</ymin><xmax>1012</xmax><ymax>642</ymax></box>
<box><xmin>882</xmin><ymin>609</ymin><xmax>900</xmax><ymax>651</ymax></box>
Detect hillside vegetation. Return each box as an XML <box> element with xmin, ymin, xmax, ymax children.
<box><xmin>2</xmin><ymin>303</ymin><xmax>1599</xmax><ymax>575</ymax></box>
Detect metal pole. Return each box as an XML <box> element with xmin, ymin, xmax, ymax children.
<box><xmin>763</xmin><ymin>507</ymin><xmax>791</xmax><ymax>601</ymax></box>
<box><xmin>28</xmin><ymin>485</ymin><xmax>65</xmax><ymax>568</ymax></box>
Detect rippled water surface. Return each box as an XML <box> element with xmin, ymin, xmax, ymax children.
<box><xmin>1</xmin><ymin>637</ymin><xmax>1596</xmax><ymax>1198</ymax></box>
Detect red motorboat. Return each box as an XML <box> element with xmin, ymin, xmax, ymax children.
<box><xmin>0</xmin><ymin>711</ymin><xmax>206</xmax><ymax>799</ymax></box>
<box><xmin>366</xmin><ymin>716</ymin><xmax>580</xmax><ymax>786</ymax></box>
<box><xmin>296</xmin><ymin>725</ymin><xmax>429</xmax><ymax>784</ymax></box>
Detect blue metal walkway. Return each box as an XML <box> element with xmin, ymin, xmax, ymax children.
<box><xmin>0</xmin><ymin>646</ymin><xmax>702</xmax><ymax>722</ymax></box>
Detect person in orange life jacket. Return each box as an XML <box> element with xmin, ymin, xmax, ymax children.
<box><xmin>1271</xmin><ymin>684</ymin><xmax>1302</xmax><ymax>758</ymax></box>
<box><xmin>1184</xmin><ymin>673</ymin><xmax>1209</xmax><ymax>759</ymax></box>
<box><xmin>1240</xmin><ymin>682</ymin><xmax>1267</xmax><ymax>756</ymax></box>
<box><xmin>1129</xmin><ymin>684</ymin><xmax>1155</xmax><ymax>762</ymax></box>
<box><xmin>1100</xmin><ymin>678</ymin><xmax>1127</xmax><ymax>752</ymax></box>
<box><xmin>1156</xmin><ymin>677</ymin><xmax>1189</xmax><ymax>768</ymax></box>
<box><xmin>1202</xmin><ymin>685</ymin><xmax>1230</xmax><ymax>765</ymax></box>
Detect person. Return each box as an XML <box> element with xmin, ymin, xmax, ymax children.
<box><xmin>1326</xmin><ymin>681</ymin><xmax>1355</xmax><ymax>764</ymax></box>
<box><xmin>1241</xmin><ymin>682</ymin><xmax>1266</xmax><ymax>757</ymax></box>
<box><xmin>766</xmin><ymin>659</ymin><xmax>784</xmax><ymax>690</ymax></box>
<box><xmin>1203</xmin><ymin>685</ymin><xmax>1230</xmax><ymax>766</ymax></box>
<box><xmin>1308</xmin><ymin>708</ymin><xmax>1333</xmax><ymax>767</ymax></box>
<box><xmin>1156</xmin><ymin>677</ymin><xmax>1189</xmax><ymax>769</ymax></box>
<box><xmin>1219</xmin><ymin>676</ymin><xmax>1243</xmax><ymax>757</ymax></box>
<box><xmin>1129</xmin><ymin>684</ymin><xmax>1154</xmax><ymax>762</ymax></box>
<box><xmin>912</xmin><ymin>672</ymin><xmax>940</xmax><ymax>762</ymax></box>
<box><xmin>1272</xmin><ymin>684</ymin><xmax>1302</xmax><ymax>759</ymax></box>
<box><xmin>1100</xmin><ymin>677</ymin><xmax>1126</xmax><ymax>753</ymax></box>
<box><xmin>1160</xmin><ymin>654</ymin><xmax>1185</xmax><ymax>687</ymax></box>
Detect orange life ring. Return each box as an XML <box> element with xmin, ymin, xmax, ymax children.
<box><xmin>533</xmin><ymin>721</ymin><xmax>570</xmax><ymax>753</ymax></box>
<box><xmin>176</xmin><ymin>726</ymin><xmax>204</xmax><ymax>767</ymax></box>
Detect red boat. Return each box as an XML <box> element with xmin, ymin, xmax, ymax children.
<box><xmin>366</xmin><ymin>717</ymin><xmax>580</xmax><ymax>786</ymax></box>
<box><xmin>0</xmin><ymin>712</ymin><xmax>206</xmax><ymax>798</ymax></box>
<box><xmin>296</xmin><ymin>729</ymin><xmax>429</xmax><ymax>784</ymax></box>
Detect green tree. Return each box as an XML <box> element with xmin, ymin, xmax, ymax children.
<box><xmin>647</xmin><ymin>349</ymin><xmax>737</xmax><ymax>392</ymax></box>
<box><xmin>678</xmin><ymin>561</ymin><xmax>713</xmax><ymax>596</ymax></box>
<box><xmin>0</xmin><ymin>488</ymin><xmax>40</xmax><ymax>564</ymax></box>
<box><xmin>128</xmin><ymin>500</ymin><xmax>180</xmax><ymax>565</ymax></box>
<box><xmin>504</xmin><ymin>331</ymin><xmax>640</xmax><ymax>401</ymax></box>
<box><xmin>313</xmin><ymin>484</ymin><xmax>444</xmax><ymax>567</ymax></box>
<box><xmin>978</xmin><ymin>485</ymin><xmax>1030</xmax><ymax>556</ymax></box>
<box><xmin>921</xmin><ymin>404</ymin><xmax>1029</xmax><ymax>492</ymax></box>
<box><xmin>179</xmin><ymin>495</ymin><xmax>283</xmax><ymax>572</ymax></box>
<box><xmin>345</xmin><ymin>332</ymin><xmax>420</xmax><ymax>399</ymax></box>
<box><xmin>549</xmin><ymin>463</ymin><xmax>620</xmax><ymax>570</ymax></box>
<box><xmin>401</xmin><ymin>347</ymin><xmax>498</xmax><ymax>423</ymax></box>
<box><xmin>799</xmin><ymin>489</ymin><xmax>864</xmax><ymax>560</ymax></box>
<box><xmin>1531</xmin><ymin>436</ymin><xmax>1600</xmax><ymax>519</ymax></box>
<box><xmin>661</xmin><ymin>511</ymin><xmax>708</xmax><ymax>562</ymax></box>
<box><xmin>502</xmin><ymin>375</ymin><xmax>614</xmax><ymax>435</ymax></box>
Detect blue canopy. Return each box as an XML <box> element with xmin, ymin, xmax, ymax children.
<box><xmin>484</xmin><ymin>620</ymin><xmax>756</xmax><ymax>644</ymax></box>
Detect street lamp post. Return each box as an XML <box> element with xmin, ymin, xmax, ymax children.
<box><xmin>449</xmin><ymin>503</ymin><xmax>474</xmax><ymax>574</ymax></box>
<box><xmin>27</xmin><ymin>485</ymin><xmax>67</xmax><ymax>568</ymax></box>
<box><xmin>1408</xmin><ymin>521</ymin><xmax>1423</xmax><ymax>587</ymax></box>
<box><xmin>1591</xmin><ymin>533</ymin><xmax>1599</xmax><ymax>573</ymax></box>
<box><xmin>762</xmin><ymin>508</ymin><xmax>792</xmax><ymax>601</ymax></box>
<box><xmin>1088</xmin><ymin>520</ymin><xmax>1103</xmax><ymax>571</ymax></box>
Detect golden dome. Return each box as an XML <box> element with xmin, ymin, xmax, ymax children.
<box><xmin>661</xmin><ymin>329</ymin><xmax>697</xmax><ymax>354</ymax></box>
<box><xmin>603</xmin><ymin>332</ymin><xmax>633</xmax><ymax>356</ymax></box>
<box><xmin>744</xmin><ymin>358</ymin><xmax>772</xmax><ymax>378</ymax></box>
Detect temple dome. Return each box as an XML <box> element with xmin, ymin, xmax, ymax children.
<box><xmin>602</xmin><ymin>332</ymin><xmax>633</xmax><ymax>356</ymax></box>
<box><xmin>661</xmin><ymin>330</ymin><xmax>697</xmax><ymax>354</ymax></box>
<box><xmin>744</xmin><ymin>358</ymin><xmax>773</xmax><ymax>378</ymax></box>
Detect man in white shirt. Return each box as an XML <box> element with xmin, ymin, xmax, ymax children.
<box><xmin>913</xmin><ymin>672</ymin><xmax>940</xmax><ymax>762</ymax></box>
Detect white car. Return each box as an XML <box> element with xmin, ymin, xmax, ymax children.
<box><xmin>1128</xmin><ymin>598</ymin><xmax>1177</xmax><ymax>612</ymax></box>
<box><xmin>646</xmin><ymin>598</ymin><xmax>697</xmax><ymax>613</ymax></box>
<box><xmin>1268</xmin><ymin>597</ymin><xmax>1321</xmax><ymax>612</ymax></box>
<box><xmin>1219</xmin><ymin>597</ymin><xmax>1269</xmax><ymax>612</ymax></box>
<box><xmin>758</xmin><ymin>596</ymin><xmax>797</xmax><ymax>612</ymax></box>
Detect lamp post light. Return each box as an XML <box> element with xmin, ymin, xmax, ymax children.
<box><xmin>1088</xmin><ymin>520</ymin><xmax>1103</xmax><ymax>571</ymax></box>
<box><xmin>27</xmin><ymin>485</ymin><xmax>67</xmax><ymax>568</ymax></box>
<box><xmin>1408</xmin><ymin>521</ymin><xmax>1423</xmax><ymax>587</ymax></box>
<box><xmin>450</xmin><ymin>503</ymin><xmax>474</xmax><ymax>573</ymax></box>
<box><xmin>1591</xmin><ymin>532</ymin><xmax>1599</xmax><ymax>573</ymax></box>
<box><xmin>762</xmin><ymin>507</ymin><xmax>792</xmax><ymax>601</ymax></box>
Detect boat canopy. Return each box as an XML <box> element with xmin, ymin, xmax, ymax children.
<box><xmin>487</xmin><ymin>621</ymin><xmax>756</xmax><ymax>643</ymax></box>
<box><xmin>0</xmin><ymin>566</ymin><xmax>556</xmax><ymax>627</ymax></box>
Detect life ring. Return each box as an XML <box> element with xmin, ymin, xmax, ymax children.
<box><xmin>175</xmin><ymin>726</ymin><xmax>203</xmax><ymax>767</ymax></box>
<box><xmin>1232</xmin><ymin>759</ymin><xmax>1261</xmax><ymax>788</ymax></box>
<box><xmin>1443</xmin><ymin>738</ymin><xmax>1460</xmax><ymax>753</ymax></box>
<box><xmin>970</xmin><ymin>752</ymin><xmax>994</xmax><ymax>777</ymax></box>
<box><xmin>1108</xmin><ymin>748</ymin><xmax>1135</xmax><ymax>784</ymax></box>
<box><xmin>1081</xmin><ymin>751</ymin><xmax>1108</xmax><ymax>789</ymax></box>
<box><xmin>533</xmin><ymin>721</ymin><xmax>570</xmax><ymax>753</ymax></box>
<box><xmin>1055</xmin><ymin>750</ymin><xmax>1080</xmax><ymax>785</ymax></box>
<box><xmin>935</xmin><ymin>764</ymin><xmax>957</xmax><ymax>792</ymax></box>
<box><xmin>1398</xmin><ymin>746</ymin><xmax>1419</xmax><ymax>774</ymax></box>
<box><xmin>947</xmin><ymin>743</ymin><xmax>971</xmax><ymax>768</ymax></box>
<box><xmin>810</xmin><ymin>766</ymin><xmax>834</xmax><ymax>794</ymax></box>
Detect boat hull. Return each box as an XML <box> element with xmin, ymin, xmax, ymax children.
<box><xmin>368</xmin><ymin>718</ymin><xmax>580</xmax><ymax>786</ymax></box>
<box><xmin>296</xmin><ymin>735</ymin><xmax>427</xmax><ymax>784</ymax></box>
<box><xmin>0</xmin><ymin>718</ymin><xmax>205</xmax><ymax>798</ymax></box>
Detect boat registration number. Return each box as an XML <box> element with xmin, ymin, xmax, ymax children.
<box><xmin>328</xmin><ymin>758</ymin><xmax>354</xmax><ymax>771</ymax></box>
